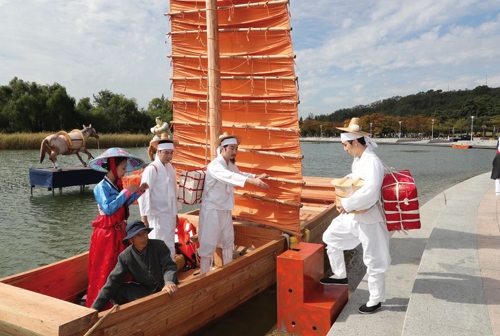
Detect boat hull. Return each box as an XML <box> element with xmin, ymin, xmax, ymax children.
<box><xmin>0</xmin><ymin>186</ymin><xmax>337</xmax><ymax>336</ymax></box>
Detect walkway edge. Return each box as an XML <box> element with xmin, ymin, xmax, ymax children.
<box><xmin>328</xmin><ymin>172</ymin><xmax>493</xmax><ymax>336</ymax></box>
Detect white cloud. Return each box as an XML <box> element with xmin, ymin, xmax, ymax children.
<box><xmin>0</xmin><ymin>0</ymin><xmax>499</xmax><ymax>120</ymax></box>
<box><xmin>0</xmin><ymin>0</ymin><xmax>170</xmax><ymax>108</ymax></box>
<box><xmin>292</xmin><ymin>0</ymin><xmax>500</xmax><ymax>118</ymax></box>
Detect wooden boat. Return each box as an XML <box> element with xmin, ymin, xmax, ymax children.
<box><xmin>451</xmin><ymin>143</ymin><xmax>473</xmax><ymax>149</ymax></box>
<box><xmin>0</xmin><ymin>1</ymin><xmax>338</xmax><ymax>335</ymax></box>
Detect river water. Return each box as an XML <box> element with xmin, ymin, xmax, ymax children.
<box><xmin>0</xmin><ymin>143</ymin><xmax>495</xmax><ymax>334</ymax></box>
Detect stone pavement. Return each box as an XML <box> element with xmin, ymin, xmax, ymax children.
<box><xmin>328</xmin><ymin>172</ymin><xmax>500</xmax><ymax>336</ymax></box>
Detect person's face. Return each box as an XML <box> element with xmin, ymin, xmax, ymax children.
<box><xmin>157</xmin><ymin>149</ymin><xmax>174</xmax><ymax>164</ymax></box>
<box><xmin>342</xmin><ymin>140</ymin><xmax>356</xmax><ymax>156</ymax></box>
<box><xmin>221</xmin><ymin>144</ymin><xmax>238</xmax><ymax>162</ymax></box>
<box><xmin>130</xmin><ymin>229</ymin><xmax>149</xmax><ymax>252</ymax></box>
<box><xmin>116</xmin><ymin>160</ymin><xmax>128</xmax><ymax>178</ymax></box>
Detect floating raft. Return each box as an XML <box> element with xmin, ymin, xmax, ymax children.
<box><xmin>29</xmin><ymin>167</ymin><xmax>105</xmax><ymax>196</ymax></box>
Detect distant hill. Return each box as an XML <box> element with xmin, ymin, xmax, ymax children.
<box><xmin>299</xmin><ymin>85</ymin><xmax>500</xmax><ymax>138</ymax></box>
<box><xmin>312</xmin><ymin>85</ymin><xmax>500</xmax><ymax>123</ymax></box>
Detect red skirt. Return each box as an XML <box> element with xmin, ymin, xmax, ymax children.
<box><xmin>86</xmin><ymin>208</ymin><xmax>127</xmax><ymax>309</ymax></box>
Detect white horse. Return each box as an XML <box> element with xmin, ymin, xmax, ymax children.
<box><xmin>39</xmin><ymin>125</ymin><xmax>99</xmax><ymax>169</ymax></box>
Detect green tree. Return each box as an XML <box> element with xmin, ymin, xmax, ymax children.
<box><xmin>147</xmin><ymin>95</ymin><xmax>173</xmax><ymax>123</ymax></box>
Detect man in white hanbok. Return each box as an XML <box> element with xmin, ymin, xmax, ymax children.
<box><xmin>322</xmin><ymin>118</ymin><xmax>391</xmax><ymax>315</ymax></box>
<box><xmin>139</xmin><ymin>136</ymin><xmax>180</xmax><ymax>260</ymax></box>
<box><xmin>198</xmin><ymin>132</ymin><xmax>269</xmax><ymax>275</ymax></box>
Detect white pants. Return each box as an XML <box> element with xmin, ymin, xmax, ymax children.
<box><xmin>322</xmin><ymin>215</ymin><xmax>391</xmax><ymax>304</ymax></box>
<box><xmin>147</xmin><ymin>215</ymin><xmax>176</xmax><ymax>260</ymax></box>
<box><xmin>496</xmin><ymin>179</ymin><xmax>500</xmax><ymax>195</ymax></box>
<box><xmin>198</xmin><ymin>207</ymin><xmax>234</xmax><ymax>274</ymax></box>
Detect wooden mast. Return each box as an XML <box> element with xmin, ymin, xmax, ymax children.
<box><xmin>206</xmin><ymin>0</ymin><xmax>222</xmax><ymax>160</ymax></box>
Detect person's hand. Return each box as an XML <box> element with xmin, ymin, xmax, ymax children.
<box><xmin>335</xmin><ymin>198</ymin><xmax>346</xmax><ymax>214</ymax></box>
<box><xmin>253</xmin><ymin>178</ymin><xmax>269</xmax><ymax>189</ymax></box>
<box><xmin>257</xmin><ymin>173</ymin><xmax>268</xmax><ymax>180</ymax></box>
<box><xmin>162</xmin><ymin>283</ymin><xmax>178</xmax><ymax>298</ymax></box>
<box><xmin>141</xmin><ymin>216</ymin><xmax>149</xmax><ymax>227</ymax></box>
<box><xmin>336</xmin><ymin>205</ymin><xmax>346</xmax><ymax>214</ymax></box>
<box><xmin>139</xmin><ymin>183</ymin><xmax>149</xmax><ymax>192</ymax></box>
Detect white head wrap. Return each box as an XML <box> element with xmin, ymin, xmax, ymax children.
<box><xmin>221</xmin><ymin>138</ymin><xmax>238</xmax><ymax>147</ymax></box>
<box><xmin>157</xmin><ymin>142</ymin><xmax>174</xmax><ymax>151</ymax></box>
<box><xmin>340</xmin><ymin>132</ymin><xmax>378</xmax><ymax>150</ymax></box>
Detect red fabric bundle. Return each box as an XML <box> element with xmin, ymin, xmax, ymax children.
<box><xmin>175</xmin><ymin>217</ymin><xmax>199</xmax><ymax>268</ymax></box>
<box><xmin>382</xmin><ymin>170</ymin><xmax>421</xmax><ymax>231</ymax></box>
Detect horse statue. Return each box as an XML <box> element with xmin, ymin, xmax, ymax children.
<box><xmin>40</xmin><ymin>125</ymin><xmax>99</xmax><ymax>169</ymax></box>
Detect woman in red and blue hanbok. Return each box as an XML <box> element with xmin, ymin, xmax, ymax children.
<box><xmin>86</xmin><ymin>148</ymin><xmax>147</xmax><ymax>309</ymax></box>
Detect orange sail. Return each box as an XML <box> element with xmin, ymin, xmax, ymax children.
<box><xmin>169</xmin><ymin>0</ymin><xmax>302</xmax><ymax>235</ymax></box>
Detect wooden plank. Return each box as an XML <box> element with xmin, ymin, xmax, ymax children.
<box><xmin>83</xmin><ymin>239</ymin><xmax>286</xmax><ymax>336</ymax></box>
<box><xmin>302</xmin><ymin>176</ymin><xmax>337</xmax><ymax>188</ymax></box>
<box><xmin>302</xmin><ymin>176</ymin><xmax>336</xmax><ymax>203</ymax></box>
<box><xmin>0</xmin><ymin>283</ymin><xmax>97</xmax><ymax>336</ymax></box>
<box><xmin>100</xmin><ymin>253</ymin><xmax>279</xmax><ymax>336</ymax></box>
<box><xmin>305</xmin><ymin>204</ymin><xmax>338</xmax><ymax>244</ymax></box>
<box><xmin>0</xmin><ymin>319</ymin><xmax>45</xmax><ymax>336</ymax></box>
<box><xmin>234</xmin><ymin>224</ymin><xmax>282</xmax><ymax>247</ymax></box>
<box><xmin>166</xmin><ymin>266</ymin><xmax>277</xmax><ymax>335</ymax></box>
<box><xmin>1</xmin><ymin>252</ymin><xmax>88</xmax><ymax>302</ymax></box>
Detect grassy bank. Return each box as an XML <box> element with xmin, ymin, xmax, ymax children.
<box><xmin>0</xmin><ymin>133</ymin><xmax>152</xmax><ymax>150</ymax></box>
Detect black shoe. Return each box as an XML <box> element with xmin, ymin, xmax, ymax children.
<box><xmin>320</xmin><ymin>277</ymin><xmax>348</xmax><ymax>285</ymax></box>
<box><xmin>358</xmin><ymin>302</ymin><xmax>381</xmax><ymax>314</ymax></box>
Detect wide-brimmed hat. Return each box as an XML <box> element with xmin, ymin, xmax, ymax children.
<box><xmin>89</xmin><ymin>148</ymin><xmax>146</xmax><ymax>173</ymax></box>
<box><xmin>215</xmin><ymin>132</ymin><xmax>242</xmax><ymax>147</ymax></box>
<box><xmin>150</xmin><ymin>133</ymin><xmax>179</xmax><ymax>149</ymax></box>
<box><xmin>123</xmin><ymin>220</ymin><xmax>153</xmax><ymax>245</ymax></box>
<box><xmin>336</xmin><ymin>118</ymin><xmax>370</xmax><ymax>137</ymax></box>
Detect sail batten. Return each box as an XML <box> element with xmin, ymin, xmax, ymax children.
<box><xmin>171</xmin><ymin>0</ymin><xmax>302</xmax><ymax>235</ymax></box>
<box><xmin>167</xmin><ymin>0</ymin><xmax>289</xmax><ymax>16</ymax></box>
<box><xmin>171</xmin><ymin>121</ymin><xmax>298</xmax><ymax>133</ymax></box>
<box><xmin>169</xmin><ymin>54</ymin><xmax>295</xmax><ymax>59</ymax></box>
<box><xmin>171</xmin><ymin>99</ymin><xmax>298</xmax><ymax>103</ymax></box>
<box><xmin>168</xmin><ymin>27</ymin><xmax>291</xmax><ymax>35</ymax></box>
<box><xmin>171</xmin><ymin>76</ymin><xmax>297</xmax><ymax>80</ymax></box>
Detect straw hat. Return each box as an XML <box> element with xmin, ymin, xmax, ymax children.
<box><xmin>336</xmin><ymin>118</ymin><xmax>370</xmax><ymax>137</ymax></box>
<box><xmin>150</xmin><ymin>133</ymin><xmax>179</xmax><ymax>149</ymax></box>
<box><xmin>89</xmin><ymin>147</ymin><xmax>146</xmax><ymax>173</ymax></box>
<box><xmin>215</xmin><ymin>132</ymin><xmax>242</xmax><ymax>147</ymax></box>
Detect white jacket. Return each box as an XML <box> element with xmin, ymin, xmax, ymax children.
<box><xmin>341</xmin><ymin>147</ymin><xmax>385</xmax><ymax>224</ymax></box>
<box><xmin>201</xmin><ymin>154</ymin><xmax>255</xmax><ymax>210</ymax></box>
<box><xmin>138</xmin><ymin>158</ymin><xmax>179</xmax><ymax>216</ymax></box>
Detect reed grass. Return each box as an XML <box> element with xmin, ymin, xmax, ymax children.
<box><xmin>0</xmin><ymin>133</ymin><xmax>152</xmax><ymax>150</ymax></box>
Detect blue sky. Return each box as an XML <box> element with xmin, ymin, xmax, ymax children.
<box><xmin>1</xmin><ymin>0</ymin><xmax>499</xmax><ymax>119</ymax></box>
